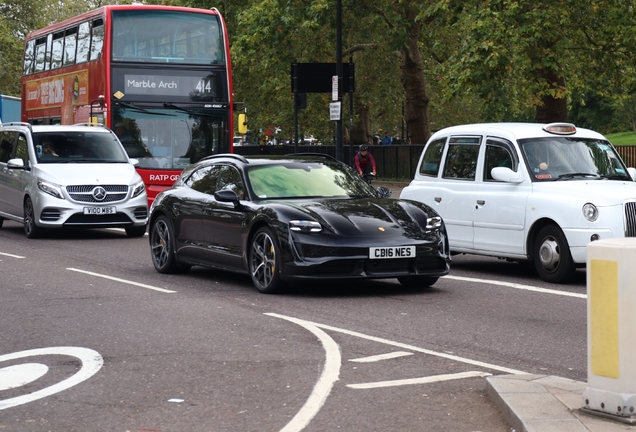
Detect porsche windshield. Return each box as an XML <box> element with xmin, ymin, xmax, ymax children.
<box><xmin>247</xmin><ymin>162</ymin><xmax>376</xmax><ymax>199</ymax></box>
<box><xmin>520</xmin><ymin>137</ymin><xmax>631</xmax><ymax>181</ymax></box>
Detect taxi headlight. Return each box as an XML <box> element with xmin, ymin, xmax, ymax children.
<box><xmin>37</xmin><ymin>179</ymin><xmax>64</xmax><ymax>199</ymax></box>
<box><xmin>290</xmin><ymin>220</ymin><xmax>322</xmax><ymax>233</ymax></box>
<box><xmin>131</xmin><ymin>180</ymin><xmax>146</xmax><ymax>198</ymax></box>
<box><xmin>582</xmin><ymin>203</ymin><xmax>598</xmax><ymax>222</ymax></box>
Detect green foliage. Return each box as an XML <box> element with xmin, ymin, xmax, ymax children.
<box><xmin>606</xmin><ymin>132</ymin><xmax>636</xmax><ymax>146</ymax></box>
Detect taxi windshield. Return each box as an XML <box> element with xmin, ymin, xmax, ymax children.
<box><xmin>519</xmin><ymin>137</ymin><xmax>631</xmax><ymax>181</ymax></box>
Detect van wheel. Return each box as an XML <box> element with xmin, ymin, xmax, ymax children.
<box><xmin>533</xmin><ymin>225</ymin><xmax>575</xmax><ymax>283</ymax></box>
<box><xmin>24</xmin><ymin>198</ymin><xmax>43</xmax><ymax>239</ymax></box>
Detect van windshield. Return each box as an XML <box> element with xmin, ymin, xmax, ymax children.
<box><xmin>519</xmin><ymin>137</ymin><xmax>632</xmax><ymax>181</ymax></box>
<box><xmin>34</xmin><ymin>132</ymin><xmax>129</xmax><ymax>163</ymax></box>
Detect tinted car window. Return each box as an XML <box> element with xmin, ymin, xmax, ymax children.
<box><xmin>419</xmin><ymin>138</ymin><xmax>445</xmax><ymax>176</ymax></box>
<box><xmin>442</xmin><ymin>143</ymin><xmax>480</xmax><ymax>180</ymax></box>
<box><xmin>187</xmin><ymin>165</ymin><xmax>218</xmax><ymax>193</ymax></box>
<box><xmin>484</xmin><ymin>139</ymin><xmax>516</xmax><ymax>181</ymax></box>
<box><xmin>216</xmin><ymin>165</ymin><xmax>245</xmax><ymax>198</ymax></box>
<box><xmin>0</xmin><ymin>131</ymin><xmax>17</xmax><ymax>163</ymax></box>
<box><xmin>15</xmin><ymin>134</ymin><xmax>29</xmax><ymax>165</ymax></box>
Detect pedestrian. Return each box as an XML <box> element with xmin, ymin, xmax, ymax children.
<box><xmin>353</xmin><ymin>144</ymin><xmax>377</xmax><ymax>181</ymax></box>
<box><xmin>259</xmin><ymin>138</ymin><xmax>270</xmax><ymax>155</ymax></box>
<box><xmin>382</xmin><ymin>132</ymin><xmax>392</xmax><ymax>146</ymax></box>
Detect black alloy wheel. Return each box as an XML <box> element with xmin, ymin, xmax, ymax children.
<box><xmin>150</xmin><ymin>215</ymin><xmax>189</xmax><ymax>274</ymax></box>
<box><xmin>249</xmin><ymin>227</ymin><xmax>282</xmax><ymax>293</ymax></box>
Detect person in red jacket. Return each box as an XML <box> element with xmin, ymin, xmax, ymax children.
<box><xmin>353</xmin><ymin>144</ymin><xmax>377</xmax><ymax>178</ymax></box>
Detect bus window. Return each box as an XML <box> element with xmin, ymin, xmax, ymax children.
<box><xmin>90</xmin><ymin>19</ymin><xmax>104</xmax><ymax>61</ymax></box>
<box><xmin>51</xmin><ymin>31</ymin><xmax>64</xmax><ymax>69</ymax></box>
<box><xmin>34</xmin><ymin>37</ymin><xmax>47</xmax><ymax>73</ymax></box>
<box><xmin>44</xmin><ymin>34</ymin><xmax>52</xmax><ymax>71</ymax></box>
<box><xmin>23</xmin><ymin>39</ymin><xmax>35</xmax><ymax>75</ymax></box>
<box><xmin>63</xmin><ymin>27</ymin><xmax>78</xmax><ymax>66</ymax></box>
<box><xmin>76</xmin><ymin>22</ymin><xmax>90</xmax><ymax>63</ymax></box>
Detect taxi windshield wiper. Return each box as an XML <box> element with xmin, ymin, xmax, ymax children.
<box><xmin>556</xmin><ymin>173</ymin><xmax>601</xmax><ymax>180</ymax></box>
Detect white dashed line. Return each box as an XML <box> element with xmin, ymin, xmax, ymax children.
<box><xmin>67</xmin><ymin>268</ymin><xmax>176</xmax><ymax>293</ymax></box>
<box><xmin>347</xmin><ymin>371</ymin><xmax>493</xmax><ymax>389</ymax></box>
<box><xmin>0</xmin><ymin>252</ymin><xmax>25</xmax><ymax>259</ymax></box>
<box><xmin>443</xmin><ymin>274</ymin><xmax>587</xmax><ymax>299</ymax></box>
<box><xmin>349</xmin><ymin>351</ymin><xmax>413</xmax><ymax>363</ymax></box>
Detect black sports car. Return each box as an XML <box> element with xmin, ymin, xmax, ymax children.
<box><xmin>148</xmin><ymin>154</ymin><xmax>450</xmax><ymax>293</ymax></box>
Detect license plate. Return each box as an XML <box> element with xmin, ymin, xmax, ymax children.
<box><xmin>83</xmin><ymin>206</ymin><xmax>116</xmax><ymax>215</ymax></box>
<box><xmin>369</xmin><ymin>246</ymin><xmax>416</xmax><ymax>259</ymax></box>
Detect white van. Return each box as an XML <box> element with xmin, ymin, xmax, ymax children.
<box><xmin>401</xmin><ymin>122</ymin><xmax>636</xmax><ymax>283</ymax></box>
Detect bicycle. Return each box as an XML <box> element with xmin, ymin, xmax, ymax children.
<box><xmin>362</xmin><ymin>172</ymin><xmax>376</xmax><ymax>185</ymax></box>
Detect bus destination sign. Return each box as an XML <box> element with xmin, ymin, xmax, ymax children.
<box><xmin>124</xmin><ymin>74</ymin><xmax>216</xmax><ymax>97</ymax></box>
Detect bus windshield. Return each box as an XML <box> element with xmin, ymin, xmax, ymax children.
<box><xmin>113</xmin><ymin>107</ymin><xmax>228</xmax><ymax>170</ymax></box>
<box><xmin>112</xmin><ymin>10</ymin><xmax>224</xmax><ymax>65</ymax></box>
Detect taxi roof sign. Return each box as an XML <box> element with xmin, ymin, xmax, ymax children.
<box><xmin>543</xmin><ymin>122</ymin><xmax>577</xmax><ymax>135</ymax></box>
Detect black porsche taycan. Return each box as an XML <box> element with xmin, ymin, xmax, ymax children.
<box><xmin>148</xmin><ymin>154</ymin><xmax>450</xmax><ymax>293</ymax></box>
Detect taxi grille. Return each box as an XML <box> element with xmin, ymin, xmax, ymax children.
<box><xmin>66</xmin><ymin>185</ymin><xmax>129</xmax><ymax>203</ymax></box>
<box><xmin>625</xmin><ymin>201</ymin><xmax>636</xmax><ymax>237</ymax></box>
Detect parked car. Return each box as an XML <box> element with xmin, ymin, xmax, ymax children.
<box><xmin>148</xmin><ymin>154</ymin><xmax>450</xmax><ymax>293</ymax></box>
<box><xmin>0</xmin><ymin>122</ymin><xmax>148</xmax><ymax>238</ymax></box>
<box><xmin>401</xmin><ymin>122</ymin><xmax>636</xmax><ymax>283</ymax></box>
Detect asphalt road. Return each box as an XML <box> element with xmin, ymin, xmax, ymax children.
<box><xmin>0</xmin><ymin>220</ymin><xmax>587</xmax><ymax>431</ymax></box>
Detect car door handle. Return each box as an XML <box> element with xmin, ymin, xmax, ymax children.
<box><xmin>434</xmin><ymin>197</ymin><xmax>441</xmax><ymax>203</ymax></box>
<box><xmin>476</xmin><ymin>200</ymin><xmax>485</xmax><ymax>205</ymax></box>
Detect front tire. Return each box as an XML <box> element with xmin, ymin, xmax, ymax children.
<box><xmin>397</xmin><ymin>276</ymin><xmax>438</xmax><ymax>288</ymax></box>
<box><xmin>149</xmin><ymin>215</ymin><xmax>189</xmax><ymax>274</ymax></box>
<box><xmin>249</xmin><ymin>227</ymin><xmax>282</xmax><ymax>293</ymax></box>
<box><xmin>533</xmin><ymin>224</ymin><xmax>575</xmax><ymax>283</ymax></box>
<box><xmin>24</xmin><ymin>197</ymin><xmax>43</xmax><ymax>239</ymax></box>
<box><xmin>126</xmin><ymin>224</ymin><xmax>147</xmax><ymax>238</ymax></box>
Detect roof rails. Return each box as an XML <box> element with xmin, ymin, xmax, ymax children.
<box><xmin>200</xmin><ymin>153</ymin><xmax>249</xmax><ymax>164</ymax></box>
<box><xmin>0</xmin><ymin>121</ymin><xmax>32</xmax><ymax>133</ymax></box>
<box><xmin>284</xmin><ymin>152</ymin><xmax>339</xmax><ymax>162</ymax></box>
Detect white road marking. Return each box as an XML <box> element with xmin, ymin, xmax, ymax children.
<box><xmin>265</xmin><ymin>313</ymin><xmax>341</xmax><ymax>432</ymax></box>
<box><xmin>443</xmin><ymin>274</ymin><xmax>587</xmax><ymax>299</ymax></box>
<box><xmin>0</xmin><ymin>347</ymin><xmax>103</xmax><ymax>410</ymax></box>
<box><xmin>349</xmin><ymin>351</ymin><xmax>413</xmax><ymax>363</ymax></box>
<box><xmin>310</xmin><ymin>320</ymin><xmax>527</xmax><ymax>375</ymax></box>
<box><xmin>0</xmin><ymin>363</ymin><xmax>48</xmax><ymax>390</ymax></box>
<box><xmin>347</xmin><ymin>371</ymin><xmax>492</xmax><ymax>389</ymax></box>
<box><xmin>67</xmin><ymin>268</ymin><xmax>176</xmax><ymax>293</ymax></box>
<box><xmin>0</xmin><ymin>252</ymin><xmax>25</xmax><ymax>259</ymax></box>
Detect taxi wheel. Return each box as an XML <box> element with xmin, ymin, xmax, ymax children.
<box><xmin>150</xmin><ymin>215</ymin><xmax>190</xmax><ymax>274</ymax></box>
<box><xmin>249</xmin><ymin>227</ymin><xmax>282</xmax><ymax>294</ymax></box>
<box><xmin>397</xmin><ymin>276</ymin><xmax>438</xmax><ymax>288</ymax></box>
<box><xmin>24</xmin><ymin>197</ymin><xmax>43</xmax><ymax>239</ymax></box>
<box><xmin>533</xmin><ymin>225</ymin><xmax>575</xmax><ymax>283</ymax></box>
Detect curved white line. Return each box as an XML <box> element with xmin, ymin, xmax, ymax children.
<box><xmin>265</xmin><ymin>313</ymin><xmax>341</xmax><ymax>432</ymax></box>
<box><xmin>0</xmin><ymin>347</ymin><xmax>103</xmax><ymax>410</ymax></box>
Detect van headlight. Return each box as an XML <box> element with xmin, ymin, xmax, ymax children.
<box><xmin>37</xmin><ymin>179</ymin><xmax>64</xmax><ymax>199</ymax></box>
<box><xmin>582</xmin><ymin>203</ymin><xmax>598</xmax><ymax>222</ymax></box>
<box><xmin>131</xmin><ymin>180</ymin><xmax>146</xmax><ymax>198</ymax></box>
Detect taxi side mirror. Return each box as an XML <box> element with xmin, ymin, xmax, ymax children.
<box><xmin>491</xmin><ymin>167</ymin><xmax>522</xmax><ymax>183</ymax></box>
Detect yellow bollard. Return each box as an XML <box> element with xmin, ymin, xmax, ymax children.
<box><xmin>582</xmin><ymin>238</ymin><xmax>636</xmax><ymax>423</ymax></box>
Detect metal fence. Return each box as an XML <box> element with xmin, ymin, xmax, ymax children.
<box><xmin>235</xmin><ymin>144</ymin><xmax>636</xmax><ymax>181</ymax></box>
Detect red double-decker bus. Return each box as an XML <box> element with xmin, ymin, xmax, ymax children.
<box><xmin>21</xmin><ymin>4</ymin><xmax>243</xmax><ymax>203</ymax></box>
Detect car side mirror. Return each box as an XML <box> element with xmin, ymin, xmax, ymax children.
<box><xmin>129</xmin><ymin>158</ymin><xmax>140</xmax><ymax>168</ymax></box>
<box><xmin>628</xmin><ymin>167</ymin><xmax>636</xmax><ymax>181</ymax></box>
<box><xmin>7</xmin><ymin>158</ymin><xmax>25</xmax><ymax>170</ymax></box>
<box><xmin>377</xmin><ymin>186</ymin><xmax>392</xmax><ymax>198</ymax></box>
<box><xmin>214</xmin><ymin>189</ymin><xmax>241</xmax><ymax>207</ymax></box>
<box><xmin>491</xmin><ymin>167</ymin><xmax>522</xmax><ymax>183</ymax></box>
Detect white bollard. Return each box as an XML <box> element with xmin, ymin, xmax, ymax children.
<box><xmin>582</xmin><ymin>237</ymin><xmax>636</xmax><ymax>423</ymax></box>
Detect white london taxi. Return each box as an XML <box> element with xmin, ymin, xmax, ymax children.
<box><xmin>400</xmin><ymin>122</ymin><xmax>636</xmax><ymax>283</ymax></box>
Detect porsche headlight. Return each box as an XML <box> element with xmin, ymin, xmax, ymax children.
<box><xmin>37</xmin><ymin>179</ymin><xmax>64</xmax><ymax>199</ymax></box>
<box><xmin>290</xmin><ymin>220</ymin><xmax>322</xmax><ymax>233</ymax></box>
<box><xmin>582</xmin><ymin>203</ymin><xmax>598</xmax><ymax>222</ymax></box>
<box><xmin>131</xmin><ymin>180</ymin><xmax>146</xmax><ymax>198</ymax></box>
<box><xmin>426</xmin><ymin>216</ymin><xmax>442</xmax><ymax>230</ymax></box>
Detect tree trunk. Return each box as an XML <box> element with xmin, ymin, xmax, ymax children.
<box><xmin>535</xmin><ymin>69</ymin><xmax>568</xmax><ymax>123</ymax></box>
<box><xmin>353</xmin><ymin>98</ymin><xmax>372</xmax><ymax>145</ymax></box>
<box><xmin>400</xmin><ymin>8</ymin><xmax>431</xmax><ymax>145</ymax></box>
